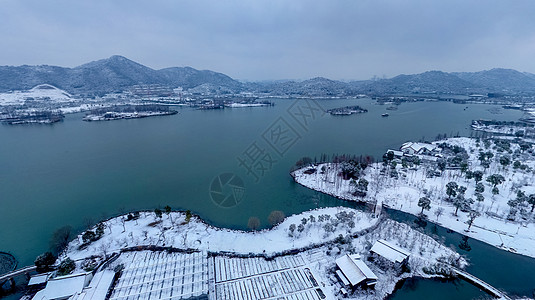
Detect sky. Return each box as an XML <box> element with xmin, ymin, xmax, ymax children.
<box><xmin>0</xmin><ymin>0</ymin><xmax>534</xmax><ymax>81</ymax></box>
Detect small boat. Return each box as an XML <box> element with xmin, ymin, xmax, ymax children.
<box><xmin>381</xmin><ymin>113</ymin><xmax>389</xmax><ymax>117</ymax></box>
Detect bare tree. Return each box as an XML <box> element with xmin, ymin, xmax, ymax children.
<box><xmin>49</xmin><ymin>226</ymin><xmax>72</xmax><ymax>255</ymax></box>
<box><xmin>164</xmin><ymin>205</ymin><xmax>173</xmax><ymax>224</ymax></box>
<box><xmin>268</xmin><ymin>210</ymin><xmax>285</xmax><ymax>226</ymax></box>
<box><xmin>247</xmin><ymin>217</ymin><xmax>261</xmax><ymax>230</ymax></box>
<box><xmin>434</xmin><ymin>207</ymin><xmax>444</xmax><ymax>221</ymax></box>
<box><xmin>466</xmin><ymin>211</ymin><xmax>481</xmax><ymax>230</ymax></box>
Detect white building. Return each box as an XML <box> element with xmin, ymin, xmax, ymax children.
<box><xmin>400</xmin><ymin>142</ymin><xmax>438</xmax><ymax>156</ymax></box>
<box><xmin>386</xmin><ymin>149</ymin><xmax>404</xmax><ymax>159</ymax></box>
<box><xmin>335</xmin><ymin>254</ymin><xmax>378</xmax><ymax>289</ymax></box>
<box><xmin>32</xmin><ymin>273</ymin><xmax>93</xmax><ymax>300</ymax></box>
<box><xmin>31</xmin><ymin>270</ymin><xmax>115</xmax><ymax>300</ymax></box>
<box><xmin>370</xmin><ymin>239</ymin><xmax>410</xmax><ymax>265</ymax></box>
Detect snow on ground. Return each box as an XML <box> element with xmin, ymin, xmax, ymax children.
<box><xmin>226</xmin><ymin>103</ymin><xmax>270</xmax><ymax>108</ymax></box>
<box><xmin>0</xmin><ymin>84</ymin><xmax>73</xmax><ymax>106</ymax></box>
<box><xmin>63</xmin><ymin>207</ymin><xmax>377</xmax><ymax>261</ymax></box>
<box><xmin>471</xmin><ymin>120</ymin><xmax>535</xmax><ymax>139</ymax></box>
<box><xmin>61</xmin><ymin>207</ymin><xmax>463</xmax><ymax>300</ymax></box>
<box><xmin>275</xmin><ymin>218</ymin><xmax>464</xmax><ymax>300</ymax></box>
<box><xmin>292</xmin><ymin>137</ymin><xmax>535</xmax><ymax>259</ymax></box>
<box><xmin>58</xmin><ymin>104</ymin><xmax>96</xmax><ymax>114</ymax></box>
<box><xmin>82</xmin><ymin>111</ymin><xmax>175</xmax><ymax>121</ymax></box>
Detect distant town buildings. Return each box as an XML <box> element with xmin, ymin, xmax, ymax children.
<box><xmin>130</xmin><ymin>84</ymin><xmax>175</xmax><ymax>98</ymax></box>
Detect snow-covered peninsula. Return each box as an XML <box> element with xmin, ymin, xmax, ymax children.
<box><xmin>45</xmin><ymin>207</ymin><xmax>465</xmax><ymax>300</ymax></box>
<box><xmin>292</xmin><ymin>136</ymin><xmax>535</xmax><ymax>259</ymax></box>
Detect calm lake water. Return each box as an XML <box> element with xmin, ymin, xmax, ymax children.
<box><xmin>0</xmin><ymin>98</ymin><xmax>533</xmax><ymax>299</ymax></box>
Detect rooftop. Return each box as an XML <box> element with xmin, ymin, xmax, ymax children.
<box><xmin>335</xmin><ymin>254</ymin><xmax>377</xmax><ymax>287</ymax></box>
<box><xmin>370</xmin><ymin>239</ymin><xmax>411</xmax><ymax>264</ymax></box>
<box><xmin>32</xmin><ymin>272</ymin><xmax>92</xmax><ymax>300</ymax></box>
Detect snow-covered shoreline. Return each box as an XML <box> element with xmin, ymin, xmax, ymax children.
<box><xmin>63</xmin><ymin>207</ymin><xmax>379</xmax><ymax>261</ymax></box>
<box><xmin>292</xmin><ymin>137</ymin><xmax>535</xmax><ymax>259</ymax></box>
<box><xmin>58</xmin><ymin>207</ymin><xmax>464</xmax><ymax>300</ymax></box>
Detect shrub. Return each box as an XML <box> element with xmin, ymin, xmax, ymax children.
<box><xmin>57</xmin><ymin>258</ymin><xmax>75</xmax><ymax>276</ymax></box>
<box><xmin>35</xmin><ymin>252</ymin><xmax>56</xmax><ymax>273</ymax></box>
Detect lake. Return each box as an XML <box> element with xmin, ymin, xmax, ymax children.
<box><xmin>0</xmin><ymin>98</ymin><xmax>533</xmax><ymax>299</ymax></box>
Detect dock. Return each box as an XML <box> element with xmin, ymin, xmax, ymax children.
<box><xmin>0</xmin><ymin>265</ymin><xmax>37</xmax><ymax>287</ymax></box>
<box><xmin>452</xmin><ymin>267</ymin><xmax>511</xmax><ymax>299</ymax></box>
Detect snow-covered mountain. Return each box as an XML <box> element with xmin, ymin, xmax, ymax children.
<box><xmin>250</xmin><ymin>77</ymin><xmax>358</xmax><ymax>97</ymax></box>
<box><xmin>361</xmin><ymin>71</ymin><xmax>478</xmax><ymax>95</ymax></box>
<box><xmin>0</xmin><ymin>56</ymin><xmax>243</xmax><ymax>95</ymax></box>
<box><xmin>453</xmin><ymin>68</ymin><xmax>535</xmax><ymax>93</ymax></box>
<box><xmin>1</xmin><ymin>56</ymin><xmax>535</xmax><ymax>96</ymax></box>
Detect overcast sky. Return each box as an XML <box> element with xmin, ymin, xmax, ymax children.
<box><xmin>1</xmin><ymin>0</ymin><xmax>534</xmax><ymax>81</ymax></box>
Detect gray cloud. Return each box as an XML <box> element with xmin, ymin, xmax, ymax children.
<box><xmin>1</xmin><ymin>0</ymin><xmax>534</xmax><ymax>80</ymax></box>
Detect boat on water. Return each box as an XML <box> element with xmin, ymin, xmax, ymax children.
<box><xmin>381</xmin><ymin>113</ymin><xmax>389</xmax><ymax>117</ymax></box>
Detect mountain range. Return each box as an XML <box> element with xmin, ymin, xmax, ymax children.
<box><xmin>1</xmin><ymin>55</ymin><xmax>535</xmax><ymax>96</ymax></box>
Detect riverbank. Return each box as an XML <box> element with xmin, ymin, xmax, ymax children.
<box><xmin>292</xmin><ymin>137</ymin><xmax>535</xmax><ymax>259</ymax></box>
<box><xmin>57</xmin><ymin>207</ymin><xmax>464</xmax><ymax>299</ymax></box>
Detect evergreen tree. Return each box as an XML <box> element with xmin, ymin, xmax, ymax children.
<box><xmin>475</xmin><ymin>182</ymin><xmax>485</xmax><ymax>193</ymax></box>
<box><xmin>528</xmin><ymin>194</ymin><xmax>535</xmax><ymax>212</ymax></box>
<box><xmin>446</xmin><ymin>182</ymin><xmax>458</xmax><ymax>200</ymax></box>
<box><xmin>486</xmin><ymin>174</ymin><xmax>505</xmax><ymax>188</ymax></box>
<box><xmin>472</xmin><ymin>171</ymin><xmax>484</xmax><ymax>183</ymax></box>
<box><xmin>154</xmin><ymin>208</ymin><xmax>163</xmax><ymax>219</ymax></box>
<box><xmin>35</xmin><ymin>252</ymin><xmax>56</xmax><ymax>272</ymax></box>
<box><xmin>418</xmin><ymin>197</ymin><xmax>431</xmax><ymax>214</ymax></box>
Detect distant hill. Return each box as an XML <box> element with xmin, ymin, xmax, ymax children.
<box><xmin>0</xmin><ymin>55</ymin><xmax>243</xmax><ymax>95</ymax></box>
<box><xmin>1</xmin><ymin>56</ymin><xmax>535</xmax><ymax>96</ymax></box>
<box><xmin>361</xmin><ymin>71</ymin><xmax>478</xmax><ymax>95</ymax></box>
<box><xmin>453</xmin><ymin>68</ymin><xmax>535</xmax><ymax>93</ymax></box>
<box><xmin>250</xmin><ymin>77</ymin><xmax>358</xmax><ymax>97</ymax></box>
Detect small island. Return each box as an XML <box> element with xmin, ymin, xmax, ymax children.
<box><xmin>0</xmin><ymin>110</ymin><xmax>64</xmax><ymax>125</ymax></box>
<box><xmin>83</xmin><ymin>105</ymin><xmax>178</xmax><ymax>122</ymax></box>
<box><xmin>327</xmin><ymin>105</ymin><xmax>368</xmax><ymax>116</ymax></box>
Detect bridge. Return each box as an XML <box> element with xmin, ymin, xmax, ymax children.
<box><xmin>0</xmin><ymin>265</ymin><xmax>37</xmax><ymax>288</ymax></box>
<box><xmin>452</xmin><ymin>267</ymin><xmax>511</xmax><ymax>299</ymax></box>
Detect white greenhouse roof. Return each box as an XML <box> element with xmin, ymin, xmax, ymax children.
<box><xmin>28</xmin><ymin>273</ymin><xmax>49</xmax><ymax>286</ymax></box>
<box><xmin>73</xmin><ymin>270</ymin><xmax>115</xmax><ymax>300</ymax></box>
<box><xmin>335</xmin><ymin>254</ymin><xmax>377</xmax><ymax>287</ymax></box>
<box><xmin>370</xmin><ymin>239</ymin><xmax>410</xmax><ymax>264</ymax></box>
<box><xmin>32</xmin><ymin>272</ymin><xmax>91</xmax><ymax>300</ymax></box>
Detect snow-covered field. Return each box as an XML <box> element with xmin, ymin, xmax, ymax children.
<box><xmin>0</xmin><ymin>84</ymin><xmax>73</xmax><ymax>106</ymax></box>
<box><xmin>292</xmin><ymin>137</ymin><xmax>535</xmax><ymax>259</ymax></box>
<box><xmin>63</xmin><ymin>207</ymin><xmax>377</xmax><ymax>261</ymax></box>
<box><xmin>471</xmin><ymin>120</ymin><xmax>535</xmax><ymax>137</ymax></box>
